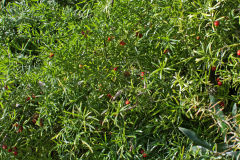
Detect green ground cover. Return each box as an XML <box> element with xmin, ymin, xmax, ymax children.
<box><xmin>0</xmin><ymin>0</ymin><xmax>240</xmax><ymax>159</ymax></box>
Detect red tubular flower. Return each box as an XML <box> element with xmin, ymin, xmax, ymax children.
<box><xmin>125</xmin><ymin>100</ymin><xmax>130</xmax><ymax>105</ymax></box>
<box><xmin>26</xmin><ymin>97</ymin><xmax>31</xmax><ymax>101</ymax></box>
<box><xmin>49</xmin><ymin>53</ymin><xmax>54</xmax><ymax>58</ymax></box>
<box><xmin>140</xmin><ymin>149</ymin><xmax>144</xmax><ymax>154</ymax></box>
<box><xmin>32</xmin><ymin>119</ymin><xmax>37</xmax><ymax>124</ymax></box>
<box><xmin>141</xmin><ymin>72</ymin><xmax>145</xmax><ymax>77</ymax></box>
<box><xmin>142</xmin><ymin>153</ymin><xmax>147</xmax><ymax>158</ymax></box>
<box><xmin>214</xmin><ymin>21</ymin><xmax>220</xmax><ymax>27</ymax></box>
<box><xmin>18</xmin><ymin>126</ymin><xmax>23</xmax><ymax>133</ymax></box>
<box><xmin>163</xmin><ymin>49</ymin><xmax>169</xmax><ymax>54</ymax></box>
<box><xmin>136</xmin><ymin>32</ymin><xmax>139</xmax><ymax>37</ymax></box>
<box><xmin>237</xmin><ymin>50</ymin><xmax>240</xmax><ymax>56</ymax></box>
<box><xmin>219</xmin><ymin>101</ymin><xmax>224</xmax><ymax>107</ymax></box>
<box><xmin>120</xmin><ymin>40</ymin><xmax>126</xmax><ymax>46</ymax></box>
<box><xmin>211</xmin><ymin>66</ymin><xmax>216</xmax><ymax>71</ymax></box>
<box><xmin>14</xmin><ymin>123</ymin><xmax>19</xmax><ymax>127</ymax></box>
<box><xmin>107</xmin><ymin>37</ymin><xmax>111</xmax><ymax>41</ymax></box>
<box><xmin>113</xmin><ymin>67</ymin><xmax>118</xmax><ymax>71</ymax></box>
<box><xmin>13</xmin><ymin>151</ymin><xmax>18</xmax><ymax>156</ymax></box>
<box><xmin>217</xmin><ymin>81</ymin><xmax>222</xmax><ymax>86</ymax></box>
<box><xmin>107</xmin><ymin>94</ymin><xmax>113</xmax><ymax>99</ymax></box>
<box><xmin>136</xmin><ymin>32</ymin><xmax>143</xmax><ymax>38</ymax></box>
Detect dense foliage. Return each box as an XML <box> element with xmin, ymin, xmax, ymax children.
<box><xmin>0</xmin><ymin>0</ymin><xmax>240</xmax><ymax>159</ymax></box>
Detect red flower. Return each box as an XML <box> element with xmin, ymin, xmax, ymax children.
<box><xmin>142</xmin><ymin>153</ymin><xmax>147</xmax><ymax>158</ymax></box>
<box><xmin>107</xmin><ymin>37</ymin><xmax>111</xmax><ymax>41</ymax></box>
<box><xmin>107</xmin><ymin>94</ymin><xmax>113</xmax><ymax>99</ymax></box>
<box><xmin>237</xmin><ymin>50</ymin><xmax>240</xmax><ymax>56</ymax></box>
<box><xmin>214</xmin><ymin>21</ymin><xmax>220</xmax><ymax>27</ymax></box>
<box><xmin>120</xmin><ymin>40</ymin><xmax>126</xmax><ymax>46</ymax></box>
<box><xmin>163</xmin><ymin>49</ymin><xmax>169</xmax><ymax>54</ymax></box>
<box><xmin>32</xmin><ymin>119</ymin><xmax>37</xmax><ymax>124</ymax></box>
<box><xmin>18</xmin><ymin>126</ymin><xmax>23</xmax><ymax>133</ymax></box>
<box><xmin>211</xmin><ymin>66</ymin><xmax>216</xmax><ymax>71</ymax></box>
<box><xmin>140</xmin><ymin>149</ymin><xmax>144</xmax><ymax>154</ymax></box>
<box><xmin>136</xmin><ymin>32</ymin><xmax>139</xmax><ymax>37</ymax></box>
<box><xmin>136</xmin><ymin>32</ymin><xmax>143</xmax><ymax>38</ymax></box>
<box><xmin>13</xmin><ymin>151</ymin><xmax>18</xmax><ymax>156</ymax></box>
<box><xmin>26</xmin><ymin>97</ymin><xmax>31</xmax><ymax>101</ymax></box>
<box><xmin>141</xmin><ymin>72</ymin><xmax>145</xmax><ymax>77</ymax></box>
<box><xmin>125</xmin><ymin>100</ymin><xmax>130</xmax><ymax>105</ymax></box>
<box><xmin>217</xmin><ymin>81</ymin><xmax>222</xmax><ymax>86</ymax></box>
<box><xmin>113</xmin><ymin>67</ymin><xmax>118</xmax><ymax>71</ymax></box>
<box><xmin>49</xmin><ymin>53</ymin><xmax>54</xmax><ymax>58</ymax></box>
<box><xmin>13</xmin><ymin>123</ymin><xmax>19</xmax><ymax>127</ymax></box>
<box><xmin>219</xmin><ymin>101</ymin><xmax>224</xmax><ymax>107</ymax></box>
<box><xmin>8</xmin><ymin>148</ymin><xmax>12</xmax><ymax>152</ymax></box>
<box><xmin>2</xmin><ymin>145</ymin><xmax>7</xmax><ymax>150</ymax></box>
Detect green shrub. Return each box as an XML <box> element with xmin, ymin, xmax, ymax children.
<box><xmin>0</xmin><ymin>0</ymin><xmax>240</xmax><ymax>159</ymax></box>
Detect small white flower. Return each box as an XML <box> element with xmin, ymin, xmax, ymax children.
<box><xmin>38</xmin><ymin>81</ymin><xmax>46</xmax><ymax>87</ymax></box>
<box><xmin>98</xmin><ymin>94</ymin><xmax>104</xmax><ymax>99</ymax></box>
<box><xmin>113</xmin><ymin>90</ymin><xmax>123</xmax><ymax>101</ymax></box>
<box><xmin>78</xmin><ymin>81</ymin><xmax>84</xmax><ymax>86</ymax></box>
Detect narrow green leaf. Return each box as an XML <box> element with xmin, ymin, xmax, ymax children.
<box><xmin>232</xmin><ymin>103</ymin><xmax>239</xmax><ymax>130</ymax></box>
<box><xmin>82</xmin><ymin>140</ymin><xmax>93</xmax><ymax>153</ymax></box>
<box><xmin>179</xmin><ymin>127</ymin><xmax>212</xmax><ymax>150</ymax></box>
